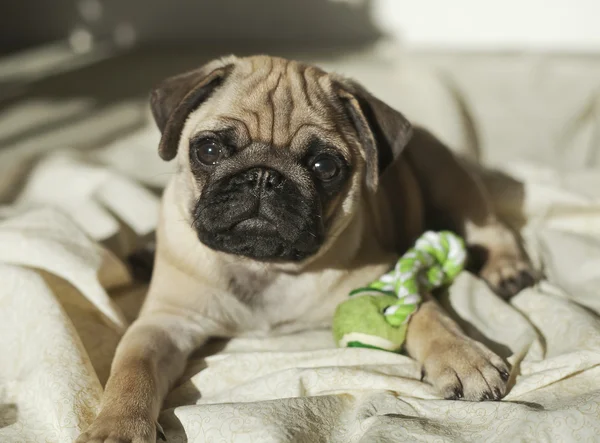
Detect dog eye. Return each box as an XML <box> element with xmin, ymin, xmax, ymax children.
<box><xmin>311</xmin><ymin>155</ymin><xmax>339</xmax><ymax>181</ymax></box>
<box><xmin>191</xmin><ymin>140</ymin><xmax>223</xmax><ymax>165</ymax></box>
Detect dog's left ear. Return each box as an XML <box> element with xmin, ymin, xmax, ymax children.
<box><xmin>335</xmin><ymin>78</ymin><xmax>413</xmax><ymax>191</ymax></box>
<box><xmin>150</xmin><ymin>57</ymin><xmax>234</xmax><ymax>161</ymax></box>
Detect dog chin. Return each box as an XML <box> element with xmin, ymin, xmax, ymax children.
<box><xmin>197</xmin><ymin>231</ymin><xmax>317</xmax><ymax>262</ymax></box>
<box><xmin>196</xmin><ymin>218</ymin><xmax>321</xmax><ymax>262</ymax></box>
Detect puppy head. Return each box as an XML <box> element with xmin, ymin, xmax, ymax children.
<box><xmin>150</xmin><ymin>55</ymin><xmax>412</xmax><ymax>263</ymax></box>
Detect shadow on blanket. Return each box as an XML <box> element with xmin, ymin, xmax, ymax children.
<box><xmin>0</xmin><ymin>404</ymin><xmax>17</xmax><ymax>429</ymax></box>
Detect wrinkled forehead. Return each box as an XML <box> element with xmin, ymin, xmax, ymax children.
<box><xmin>185</xmin><ymin>57</ymin><xmax>353</xmax><ymax>156</ymax></box>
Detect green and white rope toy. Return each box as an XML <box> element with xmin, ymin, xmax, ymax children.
<box><xmin>333</xmin><ymin>231</ymin><xmax>467</xmax><ymax>352</ymax></box>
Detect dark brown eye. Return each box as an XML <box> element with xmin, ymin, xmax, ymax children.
<box><xmin>311</xmin><ymin>155</ymin><xmax>339</xmax><ymax>181</ymax></box>
<box><xmin>192</xmin><ymin>140</ymin><xmax>223</xmax><ymax>165</ymax></box>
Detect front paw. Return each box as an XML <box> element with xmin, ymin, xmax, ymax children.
<box><xmin>422</xmin><ymin>335</ymin><xmax>510</xmax><ymax>401</ymax></box>
<box><xmin>480</xmin><ymin>254</ymin><xmax>537</xmax><ymax>299</ymax></box>
<box><xmin>76</xmin><ymin>412</ymin><xmax>163</xmax><ymax>443</ymax></box>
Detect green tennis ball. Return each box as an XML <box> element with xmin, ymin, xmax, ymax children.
<box><xmin>333</xmin><ymin>293</ymin><xmax>408</xmax><ymax>352</ymax></box>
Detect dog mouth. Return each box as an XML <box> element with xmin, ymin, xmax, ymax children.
<box><xmin>197</xmin><ymin>211</ymin><xmax>322</xmax><ymax>261</ymax></box>
<box><xmin>231</xmin><ymin>217</ymin><xmax>279</xmax><ymax>236</ymax></box>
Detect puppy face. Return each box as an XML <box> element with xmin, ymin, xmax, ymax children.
<box><xmin>151</xmin><ymin>55</ymin><xmax>412</xmax><ymax>263</ymax></box>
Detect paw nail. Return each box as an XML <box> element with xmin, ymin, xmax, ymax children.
<box><xmin>493</xmin><ymin>387</ymin><xmax>502</xmax><ymax>400</ymax></box>
<box><xmin>480</xmin><ymin>391</ymin><xmax>493</xmax><ymax>401</ymax></box>
<box><xmin>453</xmin><ymin>388</ymin><xmax>464</xmax><ymax>399</ymax></box>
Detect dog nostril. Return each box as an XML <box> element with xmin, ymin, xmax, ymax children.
<box><xmin>265</xmin><ymin>170</ymin><xmax>283</xmax><ymax>188</ymax></box>
<box><xmin>245</xmin><ymin>168</ymin><xmax>261</xmax><ymax>186</ymax></box>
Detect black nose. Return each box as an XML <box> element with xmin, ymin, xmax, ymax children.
<box><xmin>244</xmin><ymin>167</ymin><xmax>283</xmax><ymax>190</ymax></box>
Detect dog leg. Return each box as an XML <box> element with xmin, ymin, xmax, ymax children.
<box><xmin>405</xmin><ymin>127</ymin><xmax>536</xmax><ymax>298</ymax></box>
<box><xmin>76</xmin><ymin>310</ymin><xmax>208</xmax><ymax>443</ymax></box>
<box><xmin>405</xmin><ymin>295</ymin><xmax>510</xmax><ymax>400</ymax></box>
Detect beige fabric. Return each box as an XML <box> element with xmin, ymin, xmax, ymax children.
<box><xmin>2</xmin><ymin>51</ymin><xmax>600</xmax><ymax>442</ymax></box>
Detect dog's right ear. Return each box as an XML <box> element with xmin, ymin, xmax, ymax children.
<box><xmin>150</xmin><ymin>58</ymin><xmax>234</xmax><ymax>161</ymax></box>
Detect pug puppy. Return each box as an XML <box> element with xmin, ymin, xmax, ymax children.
<box><xmin>77</xmin><ymin>55</ymin><xmax>535</xmax><ymax>443</ymax></box>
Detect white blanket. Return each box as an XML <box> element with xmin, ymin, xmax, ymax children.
<box><xmin>2</xmin><ymin>52</ymin><xmax>600</xmax><ymax>442</ymax></box>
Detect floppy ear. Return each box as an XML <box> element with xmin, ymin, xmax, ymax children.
<box><xmin>335</xmin><ymin>78</ymin><xmax>413</xmax><ymax>191</ymax></box>
<box><xmin>150</xmin><ymin>58</ymin><xmax>234</xmax><ymax>161</ymax></box>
